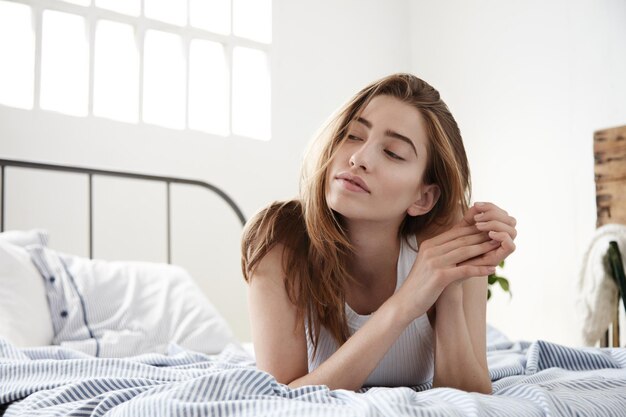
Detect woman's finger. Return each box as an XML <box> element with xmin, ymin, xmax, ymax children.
<box><xmin>475</xmin><ymin>220</ymin><xmax>517</xmax><ymax>240</ymax></box>
<box><xmin>430</xmin><ymin>231</ymin><xmax>490</xmax><ymax>257</ymax></box>
<box><xmin>423</xmin><ymin>224</ymin><xmax>480</xmax><ymax>249</ymax></box>
<box><xmin>472</xmin><ymin>202</ymin><xmax>508</xmax><ymax>217</ymax></box>
<box><xmin>459</xmin><ymin>204</ymin><xmax>485</xmax><ymax>227</ymax></box>
<box><xmin>440</xmin><ymin>238</ymin><xmax>502</xmax><ymax>267</ymax></box>
<box><xmin>460</xmin><ymin>202</ymin><xmax>516</xmax><ymax>236</ymax></box>
<box><xmin>494</xmin><ymin>231</ymin><xmax>516</xmax><ymax>253</ymax></box>
<box><xmin>457</xmin><ymin>233</ymin><xmax>515</xmax><ymax>267</ymax></box>
<box><xmin>474</xmin><ymin>209</ymin><xmax>516</xmax><ymax>228</ymax></box>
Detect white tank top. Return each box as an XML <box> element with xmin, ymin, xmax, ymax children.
<box><xmin>306</xmin><ymin>235</ymin><xmax>434</xmax><ymax>387</ymax></box>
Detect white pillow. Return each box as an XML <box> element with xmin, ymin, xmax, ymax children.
<box><xmin>0</xmin><ymin>240</ymin><xmax>54</xmax><ymax>347</ymax></box>
<box><xmin>28</xmin><ymin>245</ymin><xmax>238</xmax><ymax>357</ymax></box>
<box><xmin>0</xmin><ymin>229</ymin><xmax>49</xmax><ymax>247</ymax></box>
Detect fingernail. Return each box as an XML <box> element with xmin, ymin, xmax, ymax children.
<box><xmin>476</xmin><ymin>222</ymin><xmax>486</xmax><ymax>227</ymax></box>
<box><xmin>490</xmin><ymin>240</ymin><xmax>499</xmax><ymax>245</ymax></box>
<box><xmin>474</xmin><ymin>213</ymin><xmax>484</xmax><ymax>220</ymax></box>
<box><xmin>488</xmin><ymin>267</ymin><xmax>496</xmax><ymax>274</ymax></box>
<box><xmin>475</xmin><ymin>202</ymin><xmax>486</xmax><ymax>207</ymax></box>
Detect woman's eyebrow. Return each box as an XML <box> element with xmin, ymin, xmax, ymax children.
<box><xmin>356</xmin><ymin>116</ymin><xmax>418</xmax><ymax>156</ymax></box>
<box><xmin>356</xmin><ymin>117</ymin><xmax>373</xmax><ymax>129</ymax></box>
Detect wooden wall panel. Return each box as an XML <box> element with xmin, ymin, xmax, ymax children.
<box><xmin>594</xmin><ymin>125</ymin><xmax>626</xmax><ymax>227</ymax></box>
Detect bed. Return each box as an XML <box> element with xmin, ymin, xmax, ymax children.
<box><xmin>1</xmin><ymin>158</ymin><xmax>626</xmax><ymax>417</ymax></box>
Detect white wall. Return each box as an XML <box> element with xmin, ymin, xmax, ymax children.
<box><xmin>408</xmin><ymin>0</ymin><xmax>626</xmax><ymax>346</ymax></box>
<box><xmin>0</xmin><ymin>0</ymin><xmax>411</xmax><ymax>342</ymax></box>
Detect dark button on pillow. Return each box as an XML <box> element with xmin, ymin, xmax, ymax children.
<box><xmin>49</xmin><ymin>276</ymin><xmax>55</xmax><ymax>283</ymax></box>
<box><xmin>60</xmin><ymin>310</ymin><xmax>68</xmax><ymax>318</ymax></box>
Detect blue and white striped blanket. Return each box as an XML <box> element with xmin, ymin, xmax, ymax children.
<box><xmin>1</xmin><ymin>338</ymin><xmax>625</xmax><ymax>416</ymax></box>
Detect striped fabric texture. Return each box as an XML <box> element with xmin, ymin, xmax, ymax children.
<box><xmin>1</xmin><ymin>338</ymin><xmax>625</xmax><ymax>416</ymax></box>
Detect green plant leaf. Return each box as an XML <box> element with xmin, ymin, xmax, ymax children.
<box><xmin>497</xmin><ymin>277</ymin><xmax>510</xmax><ymax>292</ymax></box>
<box><xmin>487</xmin><ymin>260</ymin><xmax>512</xmax><ymax>301</ymax></box>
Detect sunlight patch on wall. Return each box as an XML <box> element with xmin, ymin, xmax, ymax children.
<box><xmin>40</xmin><ymin>10</ymin><xmax>88</xmax><ymax>117</ymax></box>
<box><xmin>0</xmin><ymin>1</ymin><xmax>34</xmax><ymax>110</ymax></box>
<box><xmin>232</xmin><ymin>47</ymin><xmax>270</xmax><ymax>141</ymax></box>
<box><xmin>233</xmin><ymin>0</ymin><xmax>272</xmax><ymax>43</ymax></box>
<box><xmin>94</xmin><ymin>20</ymin><xmax>139</xmax><ymax>123</ymax></box>
<box><xmin>144</xmin><ymin>0</ymin><xmax>186</xmax><ymax>27</ymax></box>
<box><xmin>58</xmin><ymin>0</ymin><xmax>90</xmax><ymax>5</ymax></box>
<box><xmin>189</xmin><ymin>0</ymin><xmax>230</xmax><ymax>35</ymax></box>
<box><xmin>189</xmin><ymin>40</ymin><xmax>229</xmax><ymax>136</ymax></box>
<box><xmin>0</xmin><ymin>0</ymin><xmax>273</xmax><ymax>141</ymax></box>
<box><xmin>142</xmin><ymin>30</ymin><xmax>185</xmax><ymax>130</ymax></box>
<box><xmin>95</xmin><ymin>0</ymin><xmax>140</xmax><ymax>17</ymax></box>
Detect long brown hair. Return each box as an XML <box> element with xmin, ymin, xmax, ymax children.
<box><xmin>241</xmin><ymin>73</ymin><xmax>471</xmax><ymax>358</ymax></box>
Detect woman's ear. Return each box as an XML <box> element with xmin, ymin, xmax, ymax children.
<box><xmin>407</xmin><ymin>184</ymin><xmax>441</xmax><ymax>217</ymax></box>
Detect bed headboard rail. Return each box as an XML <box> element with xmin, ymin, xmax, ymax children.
<box><xmin>0</xmin><ymin>158</ymin><xmax>246</xmax><ymax>263</ymax></box>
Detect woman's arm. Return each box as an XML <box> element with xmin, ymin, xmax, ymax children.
<box><xmin>248</xmin><ymin>226</ymin><xmax>499</xmax><ymax>391</ymax></box>
<box><xmin>248</xmin><ymin>243</ymin><xmax>415</xmax><ymax>391</ymax></box>
<box><xmin>431</xmin><ymin>202</ymin><xmax>516</xmax><ymax>393</ymax></box>
<box><xmin>247</xmin><ymin>243</ymin><xmax>309</xmax><ymax>384</ymax></box>
<box><xmin>431</xmin><ymin>277</ymin><xmax>491</xmax><ymax>393</ymax></box>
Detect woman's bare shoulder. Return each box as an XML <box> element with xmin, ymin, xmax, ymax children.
<box><xmin>251</xmin><ymin>242</ymin><xmax>287</xmax><ymax>283</ymax></box>
<box><xmin>242</xmin><ymin>198</ymin><xmax>307</xmax><ymax>281</ymax></box>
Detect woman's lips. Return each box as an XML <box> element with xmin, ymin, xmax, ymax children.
<box><xmin>335</xmin><ymin>173</ymin><xmax>370</xmax><ymax>193</ymax></box>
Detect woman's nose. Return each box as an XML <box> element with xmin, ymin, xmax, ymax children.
<box><xmin>349</xmin><ymin>143</ymin><xmax>372</xmax><ymax>171</ymax></box>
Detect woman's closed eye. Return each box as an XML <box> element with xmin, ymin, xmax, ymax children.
<box><xmin>346</xmin><ymin>133</ymin><xmax>406</xmax><ymax>161</ymax></box>
<box><xmin>385</xmin><ymin>150</ymin><xmax>405</xmax><ymax>161</ymax></box>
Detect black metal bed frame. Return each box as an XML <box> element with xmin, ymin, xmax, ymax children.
<box><xmin>0</xmin><ymin>158</ymin><xmax>246</xmax><ymax>263</ymax></box>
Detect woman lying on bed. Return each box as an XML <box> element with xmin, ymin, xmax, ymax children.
<box><xmin>241</xmin><ymin>73</ymin><xmax>517</xmax><ymax>393</ymax></box>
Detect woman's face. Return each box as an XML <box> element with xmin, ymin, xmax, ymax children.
<box><xmin>325</xmin><ymin>95</ymin><xmax>432</xmax><ymax>225</ymax></box>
